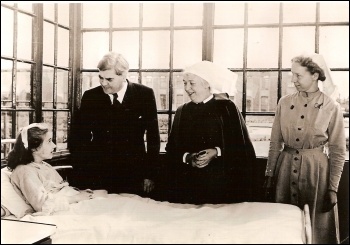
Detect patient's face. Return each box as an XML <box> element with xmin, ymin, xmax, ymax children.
<box><xmin>33</xmin><ymin>132</ymin><xmax>56</xmax><ymax>161</ymax></box>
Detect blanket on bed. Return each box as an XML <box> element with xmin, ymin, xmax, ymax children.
<box><xmin>20</xmin><ymin>194</ymin><xmax>305</xmax><ymax>244</ymax></box>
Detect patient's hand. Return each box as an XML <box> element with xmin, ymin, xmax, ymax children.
<box><xmin>68</xmin><ymin>192</ymin><xmax>92</xmax><ymax>203</ymax></box>
<box><xmin>80</xmin><ymin>189</ymin><xmax>93</xmax><ymax>194</ymax></box>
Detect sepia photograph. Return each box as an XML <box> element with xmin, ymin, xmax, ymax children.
<box><xmin>1</xmin><ymin>1</ymin><xmax>349</xmax><ymax>244</ymax></box>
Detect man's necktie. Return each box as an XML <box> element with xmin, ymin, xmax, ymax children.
<box><xmin>112</xmin><ymin>93</ymin><xmax>121</xmax><ymax>106</ymax></box>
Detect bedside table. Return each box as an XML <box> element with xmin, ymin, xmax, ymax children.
<box><xmin>1</xmin><ymin>219</ymin><xmax>56</xmax><ymax>244</ymax></box>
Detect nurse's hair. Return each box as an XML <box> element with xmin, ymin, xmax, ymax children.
<box><xmin>291</xmin><ymin>56</ymin><xmax>326</xmax><ymax>81</ymax></box>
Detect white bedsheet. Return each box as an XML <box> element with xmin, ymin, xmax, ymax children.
<box><xmin>21</xmin><ymin>194</ymin><xmax>305</xmax><ymax>244</ymax></box>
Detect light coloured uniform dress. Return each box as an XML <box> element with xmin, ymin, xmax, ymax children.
<box><xmin>10</xmin><ymin>162</ymin><xmax>79</xmax><ymax>215</ymax></box>
<box><xmin>266</xmin><ymin>90</ymin><xmax>346</xmax><ymax>244</ymax></box>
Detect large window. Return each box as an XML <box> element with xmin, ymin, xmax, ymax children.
<box><xmin>1</xmin><ymin>3</ymin><xmax>72</xmax><ymax>160</ymax></box>
<box><xmin>78</xmin><ymin>2</ymin><xmax>349</xmax><ymax>158</ymax></box>
<box><xmin>1</xmin><ymin>2</ymin><xmax>349</xmax><ymax>161</ymax></box>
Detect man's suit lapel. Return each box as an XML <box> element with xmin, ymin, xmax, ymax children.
<box><xmin>96</xmin><ymin>86</ymin><xmax>112</xmax><ymax>107</ymax></box>
<box><xmin>122</xmin><ymin>80</ymin><xmax>134</xmax><ymax>108</ymax></box>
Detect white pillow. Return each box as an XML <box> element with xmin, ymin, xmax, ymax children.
<box><xmin>1</xmin><ymin>167</ymin><xmax>33</xmax><ymax>218</ymax></box>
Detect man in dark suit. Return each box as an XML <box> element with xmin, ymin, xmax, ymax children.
<box><xmin>71</xmin><ymin>52</ymin><xmax>160</xmax><ymax>195</ymax></box>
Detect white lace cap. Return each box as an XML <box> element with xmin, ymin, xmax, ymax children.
<box><xmin>183</xmin><ymin>61</ymin><xmax>238</xmax><ymax>96</ymax></box>
<box><xmin>300</xmin><ymin>52</ymin><xmax>339</xmax><ymax>101</ymax></box>
<box><xmin>20</xmin><ymin>123</ymin><xmax>46</xmax><ymax>149</ymax></box>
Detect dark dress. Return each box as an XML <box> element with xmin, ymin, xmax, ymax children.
<box><xmin>70</xmin><ymin>81</ymin><xmax>160</xmax><ymax>195</ymax></box>
<box><xmin>165</xmin><ymin>93</ymin><xmax>256</xmax><ymax>204</ymax></box>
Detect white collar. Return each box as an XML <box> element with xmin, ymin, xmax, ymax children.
<box><xmin>108</xmin><ymin>80</ymin><xmax>128</xmax><ymax>104</ymax></box>
<box><xmin>202</xmin><ymin>94</ymin><xmax>214</xmax><ymax>104</ymax></box>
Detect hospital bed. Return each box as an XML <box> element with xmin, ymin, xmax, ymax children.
<box><xmin>1</xmin><ymin>165</ymin><xmax>311</xmax><ymax>244</ymax></box>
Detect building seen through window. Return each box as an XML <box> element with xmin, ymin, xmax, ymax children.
<box><xmin>1</xmin><ymin>2</ymin><xmax>349</xmax><ymax>160</ymax></box>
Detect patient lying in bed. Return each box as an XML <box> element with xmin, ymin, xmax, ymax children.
<box><xmin>4</xmin><ymin>123</ymin><xmax>108</xmax><ymax>216</ymax></box>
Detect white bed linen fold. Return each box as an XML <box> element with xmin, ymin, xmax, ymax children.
<box><xmin>21</xmin><ymin>194</ymin><xmax>305</xmax><ymax>244</ymax></box>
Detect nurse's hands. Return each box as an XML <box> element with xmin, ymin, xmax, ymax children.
<box><xmin>192</xmin><ymin>149</ymin><xmax>218</xmax><ymax>168</ymax></box>
<box><xmin>322</xmin><ymin>190</ymin><xmax>337</xmax><ymax>212</ymax></box>
<box><xmin>263</xmin><ymin>176</ymin><xmax>275</xmax><ymax>202</ymax></box>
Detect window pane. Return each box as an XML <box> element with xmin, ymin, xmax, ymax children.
<box><xmin>42</xmin><ymin>68</ymin><xmax>54</xmax><ymax>108</ymax></box>
<box><xmin>112</xmin><ymin>31</ymin><xmax>139</xmax><ymax>69</ymax></box>
<box><xmin>345</xmin><ymin>118</ymin><xmax>349</xmax><ymax>160</ymax></box>
<box><xmin>214</xmin><ymin>3</ymin><xmax>245</xmax><ymax>25</ymax></box>
<box><xmin>57</xmin><ymin>28</ymin><xmax>69</xmax><ymax>67</ymax></box>
<box><xmin>1</xmin><ymin>111</ymin><xmax>13</xmax><ymax>139</ymax></box>
<box><xmin>81</xmin><ymin>72</ymin><xmax>99</xmax><ymax>96</ymax></box>
<box><xmin>113</xmin><ymin>3</ymin><xmax>139</xmax><ymax>27</ymax></box>
<box><xmin>174</xmin><ymin>3</ymin><xmax>203</xmax><ymax>26</ymax></box>
<box><xmin>246</xmin><ymin>115</ymin><xmax>274</xmax><ymax>157</ymax></box>
<box><xmin>320</xmin><ymin>2</ymin><xmax>349</xmax><ymax>22</ymax></box>
<box><xmin>43</xmin><ymin>22</ymin><xmax>55</xmax><ymax>65</ymax></box>
<box><xmin>158</xmin><ymin>114</ymin><xmax>168</xmax><ymax>153</ymax></box>
<box><xmin>16</xmin><ymin>63</ymin><xmax>31</xmax><ymax>107</ymax></box>
<box><xmin>142</xmin><ymin>31</ymin><xmax>170</xmax><ymax>69</ymax></box>
<box><xmin>143</xmin><ymin>3</ymin><xmax>170</xmax><ymax>27</ymax></box>
<box><xmin>58</xmin><ymin>3</ymin><xmax>69</xmax><ymax>26</ymax></box>
<box><xmin>246</xmin><ymin>72</ymin><xmax>278</xmax><ymax>112</ymax></box>
<box><xmin>42</xmin><ymin>111</ymin><xmax>53</xmax><ymax>131</ymax></box>
<box><xmin>231</xmin><ymin>72</ymin><xmax>243</xmax><ymax>112</ymax></box>
<box><xmin>173</xmin><ymin>30</ymin><xmax>202</xmax><ymax>69</ymax></box>
<box><xmin>83</xmin><ymin>32</ymin><xmax>109</xmax><ymax>69</ymax></box>
<box><xmin>1</xmin><ymin>7</ymin><xmax>13</xmax><ymax>57</ymax></box>
<box><xmin>142</xmin><ymin>72</ymin><xmax>169</xmax><ymax>110</ymax></box>
<box><xmin>128</xmin><ymin>72</ymin><xmax>139</xmax><ymax>84</ymax></box>
<box><xmin>320</xmin><ymin>26</ymin><xmax>349</xmax><ymax>68</ymax></box>
<box><xmin>18</xmin><ymin>13</ymin><xmax>32</xmax><ymax>60</ymax></box>
<box><xmin>283</xmin><ymin>2</ymin><xmax>316</xmax><ymax>23</ymax></box>
<box><xmin>17</xmin><ymin>3</ymin><xmax>33</xmax><ymax>13</ymax></box>
<box><xmin>1</xmin><ymin>59</ymin><xmax>13</xmax><ymax>107</ymax></box>
<box><xmin>57</xmin><ymin>111</ymin><xmax>69</xmax><ymax>150</ymax></box>
<box><xmin>247</xmin><ymin>2</ymin><xmax>279</xmax><ymax>24</ymax></box>
<box><xmin>57</xmin><ymin>70</ymin><xmax>69</xmax><ymax>109</ymax></box>
<box><xmin>331</xmin><ymin>71</ymin><xmax>349</xmax><ymax>113</ymax></box>
<box><xmin>16</xmin><ymin>112</ymin><xmax>30</xmax><ymax>135</ymax></box>
<box><xmin>172</xmin><ymin>72</ymin><xmax>191</xmax><ymax>110</ymax></box>
<box><xmin>43</xmin><ymin>3</ymin><xmax>55</xmax><ymax>21</ymax></box>
<box><xmin>342</xmin><ymin>123</ymin><xmax>348</xmax><ymax>158</ymax></box>
<box><xmin>247</xmin><ymin>28</ymin><xmax>279</xmax><ymax>68</ymax></box>
<box><xmin>213</xmin><ymin>29</ymin><xmax>244</xmax><ymax>69</ymax></box>
<box><xmin>83</xmin><ymin>3</ymin><xmax>109</xmax><ymax>28</ymax></box>
<box><xmin>282</xmin><ymin>27</ymin><xmax>315</xmax><ymax>68</ymax></box>
<box><xmin>281</xmin><ymin>71</ymin><xmax>296</xmax><ymax>97</ymax></box>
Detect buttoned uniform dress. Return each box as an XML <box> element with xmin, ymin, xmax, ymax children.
<box><xmin>166</xmin><ymin>94</ymin><xmax>256</xmax><ymax>204</ymax></box>
<box><xmin>266</xmin><ymin>90</ymin><xmax>346</xmax><ymax>244</ymax></box>
<box><xmin>70</xmin><ymin>80</ymin><xmax>160</xmax><ymax>195</ymax></box>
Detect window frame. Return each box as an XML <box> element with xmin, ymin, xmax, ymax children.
<box><xmin>1</xmin><ymin>3</ymin><xmax>348</xmax><ymax>161</ymax></box>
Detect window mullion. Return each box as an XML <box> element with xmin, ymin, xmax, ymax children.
<box><xmin>202</xmin><ymin>3</ymin><xmax>214</xmax><ymax>61</ymax></box>
<box><xmin>32</xmin><ymin>3</ymin><xmax>43</xmax><ymax>123</ymax></box>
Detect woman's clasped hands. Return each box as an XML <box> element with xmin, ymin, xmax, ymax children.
<box><xmin>186</xmin><ymin>148</ymin><xmax>218</xmax><ymax>168</ymax></box>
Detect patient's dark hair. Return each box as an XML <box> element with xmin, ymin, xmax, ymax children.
<box><xmin>7</xmin><ymin>124</ymin><xmax>48</xmax><ymax>170</ymax></box>
<box><xmin>291</xmin><ymin>56</ymin><xmax>326</xmax><ymax>81</ymax></box>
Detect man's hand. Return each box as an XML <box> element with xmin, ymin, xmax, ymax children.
<box><xmin>143</xmin><ymin>179</ymin><xmax>155</xmax><ymax>193</ymax></box>
<box><xmin>322</xmin><ymin>190</ymin><xmax>337</xmax><ymax>213</ymax></box>
<box><xmin>263</xmin><ymin>176</ymin><xmax>275</xmax><ymax>202</ymax></box>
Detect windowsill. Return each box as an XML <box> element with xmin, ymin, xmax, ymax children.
<box><xmin>52</xmin><ymin>150</ymin><xmax>70</xmax><ymax>159</ymax></box>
